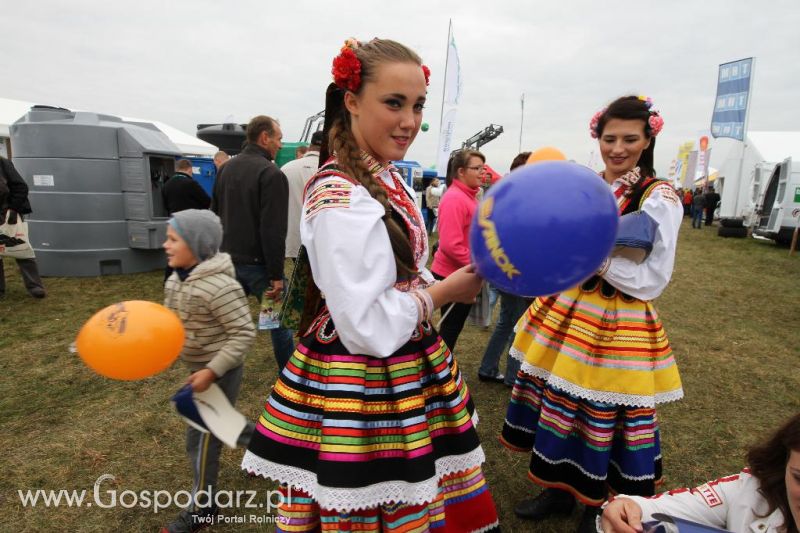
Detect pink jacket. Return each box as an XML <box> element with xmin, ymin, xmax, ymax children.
<box><xmin>431</xmin><ymin>179</ymin><xmax>480</xmax><ymax>277</ymax></box>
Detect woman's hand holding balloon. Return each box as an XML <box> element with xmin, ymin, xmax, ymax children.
<box><xmin>425</xmin><ymin>264</ymin><xmax>483</xmax><ymax>308</ymax></box>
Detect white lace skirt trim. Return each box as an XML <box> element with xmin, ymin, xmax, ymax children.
<box><xmin>609</xmin><ymin>459</ymin><xmax>657</xmax><ymax>481</ymax></box>
<box><xmin>509</xmin><ymin>346</ymin><xmax>526</xmax><ymax>364</ymax></box>
<box><xmin>241</xmin><ymin>446</ymin><xmax>487</xmax><ymax>512</ymax></box>
<box><xmin>515</xmin><ymin>364</ymin><xmax>684</xmax><ymax>408</ymax></box>
<box><xmin>532</xmin><ymin>447</ymin><xmax>606</xmax><ymax>481</ymax></box>
<box><xmin>502</xmin><ymin>419</ymin><xmax>534</xmax><ymax>434</ymax></box>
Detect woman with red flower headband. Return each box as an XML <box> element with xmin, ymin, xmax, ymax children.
<box><xmin>500</xmin><ymin>95</ymin><xmax>684</xmax><ymax>533</ymax></box>
<box><xmin>242</xmin><ymin>37</ymin><xmax>500</xmax><ymax>532</ymax></box>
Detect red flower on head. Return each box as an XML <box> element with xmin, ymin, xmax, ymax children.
<box><xmin>422</xmin><ymin>65</ymin><xmax>430</xmax><ymax>86</ymax></box>
<box><xmin>332</xmin><ymin>47</ymin><xmax>362</xmax><ymax>92</ymax></box>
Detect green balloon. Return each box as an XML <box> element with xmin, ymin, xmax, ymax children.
<box><xmin>421</xmin><ymin>122</ymin><xmax>429</xmax><ymax>132</ymax></box>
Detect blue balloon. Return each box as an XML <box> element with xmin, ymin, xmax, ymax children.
<box><xmin>469</xmin><ymin>161</ymin><xmax>618</xmax><ymax>297</ymax></box>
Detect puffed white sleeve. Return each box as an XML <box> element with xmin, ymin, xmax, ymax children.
<box><xmin>602</xmin><ymin>184</ymin><xmax>683</xmax><ymax>301</ymax></box>
<box><xmin>300</xmin><ymin>177</ymin><xmax>421</xmax><ymax>357</ymax></box>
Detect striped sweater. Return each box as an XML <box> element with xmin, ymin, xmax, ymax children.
<box><xmin>164</xmin><ymin>252</ymin><xmax>255</xmax><ymax>377</ymax></box>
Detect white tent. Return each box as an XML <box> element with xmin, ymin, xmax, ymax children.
<box><xmin>747</xmin><ymin>131</ymin><xmax>800</xmax><ymax>161</ymax></box>
<box><xmin>123</xmin><ymin>117</ymin><xmax>218</xmax><ymax>157</ymax></box>
<box><xmin>0</xmin><ymin>97</ymin><xmax>35</xmax><ymax>157</ymax></box>
<box><xmin>0</xmin><ymin>97</ymin><xmax>34</xmax><ymax>138</ymax></box>
<box><xmin>0</xmin><ymin>96</ymin><xmax>217</xmax><ymax>158</ymax></box>
<box><xmin>715</xmin><ymin>131</ymin><xmax>800</xmax><ymax>219</ymax></box>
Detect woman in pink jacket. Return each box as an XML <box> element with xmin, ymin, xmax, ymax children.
<box><xmin>431</xmin><ymin>149</ymin><xmax>485</xmax><ymax>352</ymax></box>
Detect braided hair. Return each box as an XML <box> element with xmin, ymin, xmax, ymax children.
<box><xmin>320</xmin><ymin>39</ymin><xmax>423</xmax><ymax>279</ymax></box>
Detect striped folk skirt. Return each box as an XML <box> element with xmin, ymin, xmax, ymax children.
<box><xmin>242</xmin><ymin>308</ymin><xmax>499</xmax><ymax>532</ymax></box>
<box><xmin>499</xmin><ymin>276</ymin><xmax>682</xmax><ymax>505</ymax></box>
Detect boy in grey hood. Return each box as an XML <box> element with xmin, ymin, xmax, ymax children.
<box><xmin>162</xmin><ymin>209</ymin><xmax>255</xmax><ymax>532</ymax></box>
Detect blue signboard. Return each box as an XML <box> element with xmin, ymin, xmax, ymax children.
<box><xmin>710</xmin><ymin>58</ymin><xmax>753</xmax><ymax>141</ymax></box>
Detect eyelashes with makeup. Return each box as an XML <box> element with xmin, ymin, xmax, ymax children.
<box><xmin>385</xmin><ymin>99</ymin><xmax>426</xmax><ymax>111</ymax></box>
<box><xmin>601</xmin><ymin>137</ymin><xmax>642</xmax><ymax>144</ymax></box>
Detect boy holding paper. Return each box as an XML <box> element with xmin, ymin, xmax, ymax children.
<box><xmin>162</xmin><ymin>209</ymin><xmax>255</xmax><ymax>532</ymax></box>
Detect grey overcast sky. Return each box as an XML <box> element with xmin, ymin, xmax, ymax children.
<box><xmin>4</xmin><ymin>0</ymin><xmax>800</xmax><ymax>174</ymax></box>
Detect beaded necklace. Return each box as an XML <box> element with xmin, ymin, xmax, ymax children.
<box><xmin>360</xmin><ymin>152</ymin><xmax>428</xmax><ymax>289</ymax></box>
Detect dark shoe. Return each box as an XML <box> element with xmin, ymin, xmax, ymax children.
<box><xmin>513</xmin><ymin>489</ymin><xmax>575</xmax><ymax>520</ymax></box>
<box><xmin>577</xmin><ymin>506</ymin><xmax>601</xmax><ymax>533</ymax></box>
<box><xmin>29</xmin><ymin>287</ymin><xmax>46</xmax><ymax>298</ymax></box>
<box><xmin>478</xmin><ymin>372</ymin><xmax>505</xmax><ymax>383</ymax></box>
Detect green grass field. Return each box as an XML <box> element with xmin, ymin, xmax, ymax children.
<box><xmin>1</xmin><ymin>219</ymin><xmax>798</xmax><ymax>532</ymax></box>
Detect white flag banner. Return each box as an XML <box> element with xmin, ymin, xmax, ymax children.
<box><xmin>683</xmin><ymin>151</ymin><xmax>698</xmax><ymax>189</ymax></box>
<box><xmin>436</xmin><ymin>26</ymin><xmax>462</xmax><ymax>178</ymax></box>
<box><xmin>700</xmin><ymin>148</ymin><xmax>712</xmax><ymax>186</ymax></box>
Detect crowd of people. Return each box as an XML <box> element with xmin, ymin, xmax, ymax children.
<box><xmin>677</xmin><ymin>185</ymin><xmax>721</xmax><ymax>228</ymax></box>
<box><xmin>4</xmin><ymin>34</ymin><xmax>794</xmax><ymax>533</ymax></box>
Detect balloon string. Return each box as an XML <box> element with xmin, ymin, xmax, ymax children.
<box><xmin>436</xmin><ymin>303</ymin><xmax>455</xmax><ymax>331</ymax></box>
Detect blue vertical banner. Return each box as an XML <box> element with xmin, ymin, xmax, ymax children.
<box><xmin>710</xmin><ymin>57</ymin><xmax>753</xmax><ymax>141</ymax></box>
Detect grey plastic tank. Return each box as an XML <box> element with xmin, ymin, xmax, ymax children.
<box><xmin>10</xmin><ymin>106</ymin><xmax>181</xmax><ymax>276</ymax></box>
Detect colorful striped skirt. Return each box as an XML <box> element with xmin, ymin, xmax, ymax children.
<box><xmin>275</xmin><ymin>468</ymin><xmax>497</xmax><ymax>532</ymax></box>
<box><xmin>243</xmin><ymin>308</ymin><xmax>499</xmax><ymax>532</ymax></box>
<box><xmin>499</xmin><ymin>277</ymin><xmax>682</xmax><ymax>505</ymax></box>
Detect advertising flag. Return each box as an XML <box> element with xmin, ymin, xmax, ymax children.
<box><xmin>710</xmin><ymin>58</ymin><xmax>754</xmax><ymax>141</ymax></box>
<box><xmin>436</xmin><ymin>23</ymin><xmax>462</xmax><ymax>178</ymax></box>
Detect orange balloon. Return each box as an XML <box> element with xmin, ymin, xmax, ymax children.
<box><xmin>75</xmin><ymin>300</ymin><xmax>184</xmax><ymax>380</ymax></box>
<box><xmin>527</xmin><ymin>147</ymin><xmax>567</xmax><ymax>164</ymax></box>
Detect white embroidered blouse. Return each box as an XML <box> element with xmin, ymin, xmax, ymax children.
<box><xmin>300</xmin><ymin>161</ymin><xmax>433</xmax><ymax>358</ymax></box>
<box><xmin>603</xmin><ymin>169</ymin><xmax>684</xmax><ymax>301</ymax></box>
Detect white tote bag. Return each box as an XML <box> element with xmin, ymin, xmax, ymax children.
<box><xmin>0</xmin><ymin>211</ymin><xmax>36</xmax><ymax>259</ymax></box>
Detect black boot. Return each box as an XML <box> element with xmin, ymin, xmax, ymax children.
<box><xmin>513</xmin><ymin>488</ymin><xmax>575</xmax><ymax>520</ymax></box>
<box><xmin>576</xmin><ymin>505</ymin><xmax>601</xmax><ymax>533</ymax></box>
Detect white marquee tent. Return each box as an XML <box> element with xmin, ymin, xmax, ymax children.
<box><xmin>715</xmin><ymin>131</ymin><xmax>800</xmax><ymax>219</ymax></box>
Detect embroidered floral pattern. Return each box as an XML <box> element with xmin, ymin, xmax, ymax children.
<box><xmin>360</xmin><ymin>152</ymin><xmax>429</xmax><ymax>291</ymax></box>
<box><xmin>305</xmin><ymin>180</ymin><xmax>353</xmax><ymax>220</ymax></box>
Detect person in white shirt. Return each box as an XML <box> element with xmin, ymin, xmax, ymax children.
<box><xmin>601</xmin><ymin>412</ymin><xmax>800</xmax><ymax>533</ymax></box>
<box><xmin>424</xmin><ymin>177</ymin><xmax>444</xmax><ymax>233</ymax></box>
<box><xmin>280</xmin><ymin>130</ymin><xmax>323</xmax><ymax>259</ymax></box>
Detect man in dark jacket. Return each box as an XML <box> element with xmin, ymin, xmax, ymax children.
<box><xmin>162</xmin><ymin>159</ymin><xmax>211</xmax><ymax>215</ymax></box>
<box><xmin>211</xmin><ymin>115</ymin><xmax>293</xmax><ymax>370</ymax></box>
<box><xmin>704</xmin><ymin>185</ymin><xmax>721</xmax><ymax>226</ymax></box>
<box><xmin>0</xmin><ymin>156</ymin><xmax>46</xmax><ymax>298</ymax></box>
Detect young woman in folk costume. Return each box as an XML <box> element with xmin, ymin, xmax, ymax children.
<box><xmin>242</xmin><ymin>38</ymin><xmax>500</xmax><ymax>533</ymax></box>
<box><xmin>499</xmin><ymin>95</ymin><xmax>684</xmax><ymax>533</ymax></box>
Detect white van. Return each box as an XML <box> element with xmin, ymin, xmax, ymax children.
<box><xmin>752</xmin><ymin>157</ymin><xmax>800</xmax><ymax>244</ymax></box>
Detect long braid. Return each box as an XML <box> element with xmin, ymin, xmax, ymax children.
<box><xmin>299</xmin><ymin>40</ymin><xmax>423</xmax><ymax>329</ymax></box>
<box><xmin>330</xmin><ymin>118</ymin><xmax>417</xmax><ymax>279</ymax></box>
